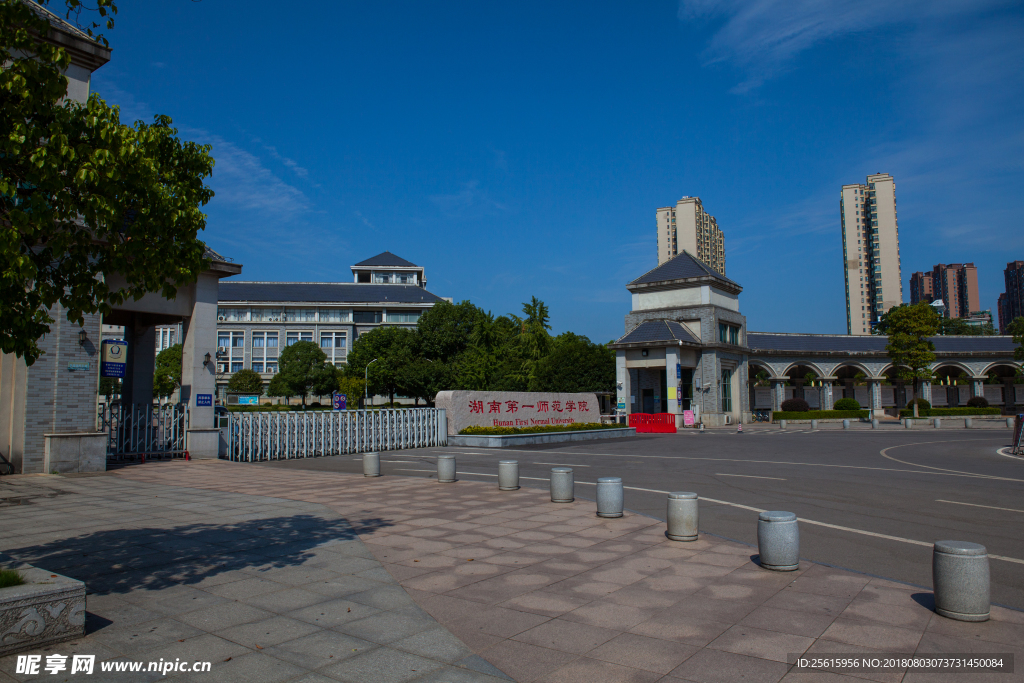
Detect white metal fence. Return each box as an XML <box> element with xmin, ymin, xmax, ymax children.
<box><xmin>227</xmin><ymin>408</ymin><xmax>447</xmax><ymax>462</ymax></box>
<box><xmin>99</xmin><ymin>403</ymin><xmax>190</xmax><ymax>461</ymax></box>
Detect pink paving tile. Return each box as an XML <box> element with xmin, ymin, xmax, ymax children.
<box><xmin>603</xmin><ymin>581</ymin><xmax>694</xmax><ymax>609</ymax></box>
<box><xmin>586</xmin><ymin>632</ymin><xmax>699</xmax><ymax>674</ymax></box>
<box><xmin>923</xmin><ymin>610</ymin><xmax>1024</xmax><ymax>648</ymax></box>
<box><xmin>498</xmin><ymin>590</ymin><xmax>593</xmax><ymax>618</ymax></box>
<box><xmin>706</xmin><ymin>623</ymin><xmax>815</xmax><ymax>663</ymax></box>
<box><xmin>477</xmin><ymin>639</ymin><xmax>578</xmax><ymax>683</ymax></box>
<box><xmin>819</xmin><ymin>617</ymin><xmax>925</xmax><ymax>653</ymax></box>
<box><xmin>761</xmin><ymin>588</ymin><xmax>854</xmax><ymax>617</ymax></box>
<box><xmin>627</xmin><ymin>613</ymin><xmax>733</xmax><ymax>648</ymax></box>
<box><xmin>739</xmin><ymin>604</ymin><xmax>838</xmax><ymax>638</ymax></box>
<box><xmin>513</xmin><ymin>617</ymin><xmax>620</xmax><ymax>654</ymax></box>
<box><xmin>838</xmin><ymin>593</ymin><xmax>934</xmax><ymax>630</ymax></box>
<box><xmin>561</xmin><ymin>601</ymin><xmax>665</xmax><ymax>630</ymax></box>
<box><xmin>538</xmin><ymin>656</ymin><xmax>663</xmax><ymax>683</ymax></box>
<box><xmin>667</xmin><ymin>647</ymin><xmax>790</xmax><ymax>683</ymax></box>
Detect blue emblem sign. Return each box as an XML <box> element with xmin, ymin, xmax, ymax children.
<box><xmin>196</xmin><ymin>394</ymin><xmax>213</xmax><ymax>407</ymax></box>
<box><xmin>101</xmin><ymin>339</ymin><xmax>128</xmax><ymax>378</ymax></box>
<box><xmin>333</xmin><ymin>393</ymin><xmax>347</xmax><ymax>410</ymax></box>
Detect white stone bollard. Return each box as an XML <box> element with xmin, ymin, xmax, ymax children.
<box><xmin>596</xmin><ymin>477</ymin><xmax>624</xmax><ymax>518</ymax></box>
<box><xmin>965</xmin><ymin>417</ymin><xmax>973</xmax><ymax>429</ymax></box>
<box><xmin>934</xmin><ymin>418</ymin><xmax>941</xmax><ymax>429</ymax></box>
<box><xmin>810</xmin><ymin>419</ymin><xmax>817</xmax><ymax>430</ymax></box>
<box><xmin>498</xmin><ymin>460</ymin><xmax>519</xmax><ymax>490</ymax></box>
<box><xmin>1008</xmin><ymin>417</ymin><xmax>1015</xmax><ymax>428</ymax></box>
<box><xmin>933</xmin><ymin>541</ymin><xmax>990</xmax><ymax>622</ymax></box>
<box><xmin>550</xmin><ymin>467</ymin><xmax>574</xmax><ymax>503</ymax></box>
<box><xmin>905</xmin><ymin>418</ymin><xmax>913</xmax><ymax>429</ymax></box>
<box><xmin>437</xmin><ymin>455</ymin><xmax>456</xmax><ymax>483</ymax></box>
<box><xmin>363</xmin><ymin>452</ymin><xmax>381</xmax><ymax>477</ymax></box>
<box><xmin>780</xmin><ymin>419</ymin><xmax>786</xmax><ymax>429</ymax></box>
<box><xmin>757</xmin><ymin>511</ymin><xmax>800</xmax><ymax>571</ymax></box>
<box><xmin>842</xmin><ymin>419</ymin><xmax>850</xmax><ymax>429</ymax></box>
<box><xmin>872</xmin><ymin>419</ymin><xmax>879</xmax><ymax>429</ymax></box>
<box><xmin>666</xmin><ymin>492</ymin><xmax>698</xmax><ymax>541</ymax></box>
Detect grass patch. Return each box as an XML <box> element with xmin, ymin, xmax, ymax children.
<box><xmin>773</xmin><ymin>410</ymin><xmax>869</xmax><ymax>421</ymax></box>
<box><xmin>899</xmin><ymin>407</ymin><xmax>1003</xmax><ymax>418</ymax></box>
<box><xmin>459</xmin><ymin>422</ymin><xmax>621</xmax><ymax>436</ymax></box>
<box><xmin>0</xmin><ymin>569</ymin><xmax>25</xmax><ymax>589</ymax></box>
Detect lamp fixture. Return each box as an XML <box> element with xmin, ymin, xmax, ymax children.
<box><xmin>203</xmin><ymin>352</ymin><xmax>211</xmax><ymax>367</ymax></box>
<box><xmin>78</xmin><ymin>329</ymin><xmax>87</xmax><ymax>346</ymax></box>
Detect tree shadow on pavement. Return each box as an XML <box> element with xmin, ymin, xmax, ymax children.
<box><xmin>4</xmin><ymin>514</ymin><xmax>393</xmax><ymax>595</ymax></box>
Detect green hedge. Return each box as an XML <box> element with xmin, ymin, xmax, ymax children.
<box><xmin>459</xmin><ymin>422</ymin><xmax>619</xmax><ymax>436</ymax></box>
<box><xmin>773</xmin><ymin>410</ymin><xmax>869</xmax><ymax>421</ymax></box>
<box><xmin>899</xmin><ymin>407</ymin><xmax>1003</xmax><ymax>417</ymax></box>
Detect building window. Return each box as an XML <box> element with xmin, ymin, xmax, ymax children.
<box><xmin>218</xmin><ymin>331</ymin><xmax>245</xmax><ymax>375</ymax></box>
<box><xmin>250</xmin><ymin>308</ymin><xmax>283</xmax><ymax>322</ymax></box>
<box><xmin>718</xmin><ymin>323</ymin><xmax>740</xmax><ymax>344</ymax></box>
<box><xmin>251</xmin><ymin>332</ymin><xmax>278</xmax><ymax>372</ymax></box>
<box><xmin>320</xmin><ymin>308</ymin><xmax>351</xmax><ymax>323</ymax></box>
<box><xmin>251</xmin><ymin>362</ymin><xmax>263</xmax><ymax>373</ymax></box>
<box><xmin>721</xmin><ymin>369</ymin><xmax>733</xmax><ymax>412</ymax></box>
<box><xmin>320</xmin><ymin>332</ymin><xmax>348</xmax><ymax>366</ymax></box>
<box><xmin>386</xmin><ymin>311</ymin><xmax>422</xmax><ymax>323</ymax></box>
<box><xmin>372</xmin><ymin>272</ymin><xmax>392</xmax><ymax>283</ymax></box>
<box><xmin>231</xmin><ymin>361</ymin><xmax>243</xmax><ymax>373</ymax></box>
<box><xmin>353</xmin><ymin>310</ymin><xmax>383</xmax><ymax>324</ymax></box>
<box><xmin>284</xmin><ymin>308</ymin><xmax>316</xmax><ymax>322</ymax></box>
<box><xmin>218</xmin><ymin>307</ymin><xmax>248</xmax><ymax>322</ymax></box>
<box><xmin>286</xmin><ymin>331</ymin><xmax>313</xmax><ymax>346</ymax></box>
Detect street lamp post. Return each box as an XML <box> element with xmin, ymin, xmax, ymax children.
<box><xmin>365</xmin><ymin>358</ymin><xmax>378</xmax><ymax>408</ymax></box>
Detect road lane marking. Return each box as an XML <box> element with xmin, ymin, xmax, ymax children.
<box><xmin>936</xmin><ymin>499</ymin><xmax>1024</xmax><ymax>514</ymax></box>
<box><xmin>389</xmin><ymin>470</ymin><xmax>1024</xmax><ymax>565</ymax></box>
<box><xmin>879</xmin><ymin>441</ymin><xmax>1024</xmax><ymax>483</ymax></box>
<box><xmin>715</xmin><ymin>473</ymin><xmax>786</xmax><ymax>481</ymax></box>
<box><xmin>535</xmin><ymin>463</ymin><xmax>591</xmax><ymax>467</ymax></box>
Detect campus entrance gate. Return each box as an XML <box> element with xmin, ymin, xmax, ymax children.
<box><xmin>226</xmin><ymin>408</ymin><xmax>447</xmax><ymax>462</ymax></box>
<box><xmin>99</xmin><ymin>403</ymin><xmax>190</xmax><ymax>462</ymax></box>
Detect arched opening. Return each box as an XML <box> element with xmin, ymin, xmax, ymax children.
<box><xmin>877</xmin><ymin>365</ymin><xmax>911</xmax><ymax>415</ymax></box>
<box><xmin>748</xmin><ymin>361</ymin><xmax>775</xmax><ymax>412</ymax></box>
<box><xmin>833</xmin><ymin>364</ymin><xmax>870</xmax><ymax>409</ymax></box>
<box><xmin>931</xmin><ymin>364</ymin><xmax>971</xmax><ymax>407</ymax></box>
<box><xmin>982</xmin><ymin>364</ymin><xmax>1023</xmax><ymax>411</ymax></box>
<box><xmin>785</xmin><ymin>364</ymin><xmax>824</xmax><ymax>409</ymax></box>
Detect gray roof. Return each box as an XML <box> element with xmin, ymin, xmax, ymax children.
<box><xmin>204</xmin><ymin>245</ymin><xmax>233</xmax><ymax>263</ymax></box>
<box><xmin>615</xmin><ymin>320</ymin><xmax>701</xmax><ymax>345</ymax></box>
<box><xmin>748</xmin><ymin>332</ymin><xmax>1017</xmax><ymax>354</ymax></box>
<box><xmin>353</xmin><ymin>252</ymin><xmax>419</xmax><ymax>268</ymax></box>
<box><xmin>629</xmin><ymin>251</ymin><xmax>739</xmax><ymax>287</ymax></box>
<box><xmin>219</xmin><ymin>282</ymin><xmax>443</xmax><ymax>305</ymax></box>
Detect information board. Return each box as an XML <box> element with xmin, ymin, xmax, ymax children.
<box><xmin>237</xmin><ymin>396</ymin><xmax>259</xmax><ymax>405</ymax></box>
<box><xmin>196</xmin><ymin>394</ymin><xmax>213</xmax><ymax>407</ymax></box>
<box><xmin>683</xmin><ymin>410</ymin><xmax>695</xmax><ymax>427</ymax></box>
<box><xmin>101</xmin><ymin>339</ymin><xmax>127</xmax><ymax>378</ymax></box>
<box><xmin>333</xmin><ymin>393</ymin><xmax>347</xmax><ymax>410</ymax></box>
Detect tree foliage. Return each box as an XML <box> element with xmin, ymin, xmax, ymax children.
<box><xmin>343</xmin><ymin>297</ymin><xmax>615</xmax><ymax>404</ymax></box>
<box><xmin>937</xmin><ymin>317</ymin><xmax>996</xmax><ymax>336</ymax></box>
<box><xmin>98</xmin><ymin>376</ymin><xmax>120</xmax><ymax>400</ymax></box>
<box><xmin>884</xmin><ymin>303</ymin><xmax>939</xmax><ymax>384</ymax></box>
<box><xmin>1008</xmin><ymin>316</ymin><xmax>1024</xmax><ymax>362</ymax></box>
<box><xmin>226</xmin><ymin>368</ymin><xmax>264</xmax><ymax>396</ymax></box>
<box><xmin>272</xmin><ymin>341</ymin><xmax>336</xmax><ymax>407</ymax></box>
<box><xmin>1</xmin><ymin>0</ymin><xmax>214</xmax><ymax>364</ymax></box>
<box><xmin>152</xmin><ymin>344</ymin><xmax>181</xmax><ymax>398</ymax></box>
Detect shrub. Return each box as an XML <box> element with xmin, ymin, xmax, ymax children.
<box><xmin>906</xmin><ymin>397</ymin><xmax>931</xmax><ymax>410</ymax></box>
<box><xmin>780</xmin><ymin>398</ymin><xmax>809</xmax><ymax>412</ymax></box>
<box><xmin>899</xmin><ymin>406</ymin><xmax>1001</xmax><ymax>418</ymax></box>
<box><xmin>833</xmin><ymin>398</ymin><xmax>861</xmax><ymax>410</ymax></box>
<box><xmin>966</xmin><ymin>396</ymin><xmax>989</xmax><ymax>408</ymax></box>
<box><xmin>773</xmin><ymin>410</ymin><xmax>868</xmax><ymax>421</ymax></box>
<box><xmin>460</xmin><ymin>423</ymin><xmax>617</xmax><ymax>436</ymax></box>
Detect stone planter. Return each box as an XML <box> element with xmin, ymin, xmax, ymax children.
<box><xmin>0</xmin><ymin>565</ymin><xmax>86</xmax><ymax>657</ymax></box>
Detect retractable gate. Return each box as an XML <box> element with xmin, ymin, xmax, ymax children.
<box><xmin>227</xmin><ymin>408</ymin><xmax>447</xmax><ymax>462</ymax></box>
<box><xmin>100</xmin><ymin>403</ymin><xmax>190</xmax><ymax>461</ymax></box>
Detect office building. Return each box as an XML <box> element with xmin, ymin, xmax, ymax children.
<box><xmin>214</xmin><ymin>252</ymin><xmax>447</xmax><ymax>400</ymax></box>
<box><xmin>840</xmin><ymin>173</ymin><xmax>903</xmax><ymax>335</ymax></box>
<box><xmin>656</xmin><ymin>197</ymin><xmax>725</xmax><ymax>275</ymax></box>
<box><xmin>909</xmin><ymin>263</ymin><xmax>980</xmax><ymax>319</ymax></box>
<box><xmin>999</xmin><ymin>260</ymin><xmax>1024</xmax><ymax>333</ymax></box>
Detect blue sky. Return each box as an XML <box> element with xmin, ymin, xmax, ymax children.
<box><xmin>90</xmin><ymin>0</ymin><xmax>1024</xmax><ymax>342</ymax></box>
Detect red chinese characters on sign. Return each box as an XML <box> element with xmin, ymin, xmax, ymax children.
<box><xmin>578</xmin><ymin>400</ymin><xmax>587</xmax><ymax>412</ymax></box>
<box><xmin>565</xmin><ymin>400</ymin><xmax>575</xmax><ymax>412</ymax></box>
<box><xmin>506</xmin><ymin>400</ymin><xmax>519</xmax><ymax>413</ymax></box>
<box><xmin>489</xmin><ymin>401</ymin><xmax>502</xmax><ymax>413</ymax></box>
<box><xmin>552</xmin><ymin>401</ymin><xmax>562</xmax><ymax>412</ymax></box>
<box><xmin>469</xmin><ymin>400</ymin><xmax>484</xmax><ymax>414</ymax></box>
<box><xmin>537</xmin><ymin>401</ymin><xmax>549</xmax><ymax>412</ymax></box>
<box><xmin>470</xmin><ymin>397</ymin><xmax>591</xmax><ymax>415</ymax></box>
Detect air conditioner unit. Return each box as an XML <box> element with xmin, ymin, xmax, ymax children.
<box><xmin>724</xmin><ymin>414</ymin><xmax>732</xmax><ymax>425</ymax></box>
<box><xmin>217</xmin><ymin>315</ymin><xmax>226</xmax><ymax>321</ymax></box>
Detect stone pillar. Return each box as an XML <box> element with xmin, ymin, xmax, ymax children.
<box><xmin>121</xmin><ymin>318</ymin><xmax>155</xmax><ymax>408</ymax></box>
<box><xmin>771</xmin><ymin>379</ymin><xmax>785</xmax><ymax>411</ymax></box>
<box><xmin>971</xmin><ymin>378</ymin><xmax>984</xmax><ymax>398</ymax></box>
<box><xmin>920</xmin><ymin>382</ymin><xmax>932</xmax><ymax>405</ymax></box>
<box><xmin>615</xmin><ymin>350</ymin><xmax>630</xmax><ymax>416</ymax></box>
<box><xmin>181</xmin><ymin>272</ymin><xmax>220</xmax><ymax>458</ymax></box>
<box><xmin>1003</xmin><ymin>379</ymin><xmax>1016</xmax><ymax>411</ymax></box>
<box><xmin>822</xmin><ymin>380</ymin><xmax>834</xmax><ymax>411</ymax></box>
<box><xmin>666</xmin><ymin>347</ymin><xmax>681</xmax><ymax>426</ymax></box>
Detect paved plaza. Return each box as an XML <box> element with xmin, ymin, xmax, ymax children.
<box><xmin>1</xmin><ymin>441</ymin><xmax>1022</xmax><ymax>682</ymax></box>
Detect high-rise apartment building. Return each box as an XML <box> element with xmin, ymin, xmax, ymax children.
<box><xmin>656</xmin><ymin>196</ymin><xmax>725</xmax><ymax>275</ymax></box>
<box><xmin>840</xmin><ymin>173</ymin><xmax>903</xmax><ymax>335</ymax></box>
<box><xmin>999</xmin><ymin>260</ymin><xmax>1024</xmax><ymax>333</ymax></box>
<box><xmin>929</xmin><ymin>263</ymin><xmax>979</xmax><ymax>320</ymax></box>
<box><xmin>910</xmin><ymin>271</ymin><xmax>933</xmax><ymax>305</ymax></box>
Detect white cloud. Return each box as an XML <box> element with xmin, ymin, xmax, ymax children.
<box><xmin>429</xmin><ymin>180</ymin><xmax>509</xmax><ymax>219</ymax></box>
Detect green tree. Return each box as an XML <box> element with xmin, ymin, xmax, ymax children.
<box><xmin>530</xmin><ymin>333</ymin><xmax>614</xmax><ymax>393</ymax></box>
<box><xmin>346</xmin><ymin>326</ymin><xmax>416</xmax><ymax>405</ymax></box>
<box><xmin>2</xmin><ymin>1</ymin><xmax>215</xmax><ymax>364</ymax></box>
<box><xmin>884</xmin><ymin>303</ymin><xmax>939</xmax><ymax>417</ymax></box>
<box><xmin>98</xmin><ymin>376</ymin><xmax>120</xmax><ymax>401</ymax></box>
<box><xmin>266</xmin><ymin>374</ymin><xmax>292</xmax><ymax>403</ymax></box>
<box><xmin>1008</xmin><ymin>317</ymin><xmax>1024</xmax><ymax>362</ymax></box>
<box><xmin>153</xmin><ymin>344</ymin><xmax>182</xmax><ymax>399</ymax></box>
<box><xmin>226</xmin><ymin>368</ymin><xmax>264</xmax><ymax>396</ymax></box>
<box><xmin>335</xmin><ymin>373</ymin><xmax>366</xmax><ymax>408</ymax></box>
<box><xmin>274</xmin><ymin>341</ymin><xmax>336</xmax><ymax>408</ymax></box>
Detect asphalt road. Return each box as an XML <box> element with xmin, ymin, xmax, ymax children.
<box><xmin>257</xmin><ymin>423</ymin><xmax>1024</xmax><ymax>610</ymax></box>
